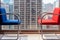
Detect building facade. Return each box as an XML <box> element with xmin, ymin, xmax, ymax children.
<box><xmin>14</xmin><ymin>0</ymin><xmax>42</xmax><ymax>30</ymax></box>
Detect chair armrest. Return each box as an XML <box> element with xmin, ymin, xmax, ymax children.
<box><xmin>38</xmin><ymin>12</ymin><xmax>52</xmax><ymax>18</ymax></box>
<box><xmin>7</xmin><ymin>13</ymin><xmax>20</xmax><ymax>16</ymax></box>
<box><xmin>41</xmin><ymin>13</ymin><xmax>60</xmax><ymax>19</ymax></box>
<box><xmin>0</xmin><ymin>13</ymin><xmax>20</xmax><ymax>22</ymax></box>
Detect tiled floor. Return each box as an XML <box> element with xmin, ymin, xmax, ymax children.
<box><xmin>0</xmin><ymin>34</ymin><xmax>60</xmax><ymax>40</ymax></box>
<box><xmin>43</xmin><ymin>34</ymin><xmax>60</xmax><ymax>40</ymax></box>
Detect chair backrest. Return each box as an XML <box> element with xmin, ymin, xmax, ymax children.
<box><xmin>52</xmin><ymin>8</ymin><xmax>60</xmax><ymax>22</ymax></box>
<box><xmin>0</xmin><ymin>8</ymin><xmax>7</xmax><ymax>22</ymax></box>
<box><xmin>0</xmin><ymin>8</ymin><xmax>3</xmax><ymax>24</ymax></box>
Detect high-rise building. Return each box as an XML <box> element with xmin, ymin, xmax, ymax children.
<box><xmin>14</xmin><ymin>0</ymin><xmax>42</xmax><ymax>30</ymax></box>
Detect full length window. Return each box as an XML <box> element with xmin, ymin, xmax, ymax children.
<box><xmin>0</xmin><ymin>0</ymin><xmax>60</xmax><ymax>31</ymax></box>
<box><xmin>42</xmin><ymin>0</ymin><xmax>59</xmax><ymax>30</ymax></box>
<box><xmin>1</xmin><ymin>0</ymin><xmax>14</xmax><ymax>30</ymax></box>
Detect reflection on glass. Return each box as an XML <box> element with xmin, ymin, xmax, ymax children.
<box><xmin>1</xmin><ymin>0</ymin><xmax>14</xmax><ymax>30</ymax></box>
<box><xmin>42</xmin><ymin>0</ymin><xmax>59</xmax><ymax>12</ymax></box>
<box><xmin>42</xmin><ymin>0</ymin><xmax>59</xmax><ymax>30</ymax></box>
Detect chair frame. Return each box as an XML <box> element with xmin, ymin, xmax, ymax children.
<box><xmin>39</xmin><ymin>13</ymin><xmax>60</xmax><ymax>40</ymax></box>
<box><xmin>0</xmin><ymin>13</ymin><xmax>20</xmax><ymax>40</ymax></box>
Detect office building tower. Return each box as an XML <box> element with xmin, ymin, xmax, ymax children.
<box><xmin>14</xmin><ymin>0</ymin><xmax>42</xmax><ymax>30</ymax></box>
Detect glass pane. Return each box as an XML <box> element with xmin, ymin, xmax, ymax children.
<box><xmin>0</xmin><ymin>0</ymin><xmax>59</xmax><ymax>31</ymax></box>
<box><xmin>1</xmin><ymin>0</ymin><xmax>14</xmax><ymax>30</ymax></box>
<box><xmin>42</xmin><ymin>0</ymin><xmax>59</xmax><ymax>12</ymax></box>
<box><xmin>42</xmin><ymin>0</ymin><xmax>59</xmax><ymax>30</ymax></box>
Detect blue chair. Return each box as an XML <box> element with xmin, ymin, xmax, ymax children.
<box><xmin>0</xmin><ymin>8</ymin><xmax>21</xmax><ymax>25</ymax></box>
<box><xmin>0</xmin><ymin>8</ymin><xmax>21</xmax><ymax>40</ymax></box>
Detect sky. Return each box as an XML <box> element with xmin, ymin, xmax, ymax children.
<box><xmin>1</xmin><ymin>0</ymin><xmax>58</xmax><ymax>4</ymax></box>
<box><xmin>42</xmin><ymin>0</ymin><xmax>57</xmax><ymax>4</ymax></box>
<box><xmin>1</xmin><ymin>0</ymin><xmax>13</xmax><ymax>4</ymax></box>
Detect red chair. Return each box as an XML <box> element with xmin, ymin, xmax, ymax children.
<box><xmin>38</xmin><ymin>8</ymin><xmax>60</xmax><ymax>39</ymax></box>
<box><xmin>38</xmin><ymin>8</ymin><xmax>60</xmax><ymax>25</ymax></box>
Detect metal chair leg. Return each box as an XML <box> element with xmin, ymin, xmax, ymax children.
<box><xmin>40</xmin><ymin>17</ymin><xmax>44</xmax><ymax>40</ymax></box>
<box><xmin>17</xmin><ymin>25</ymin><xmax>19</xmax><ymax>40</ymax></box>
<box><xmin>40</xmin><ymin>24</ymin><xmax>43</xmax><ymax>40</ymax></box>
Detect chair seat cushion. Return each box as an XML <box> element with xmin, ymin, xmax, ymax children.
<box><xmin>2</xmin><ymin>20</ymin><xmax>21</xmax><ymax>25</ymax></box>
<box><xmin>38</xmin><ymin>19</ymin><xmax>57</xmax><ymax>25</ymax></box>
